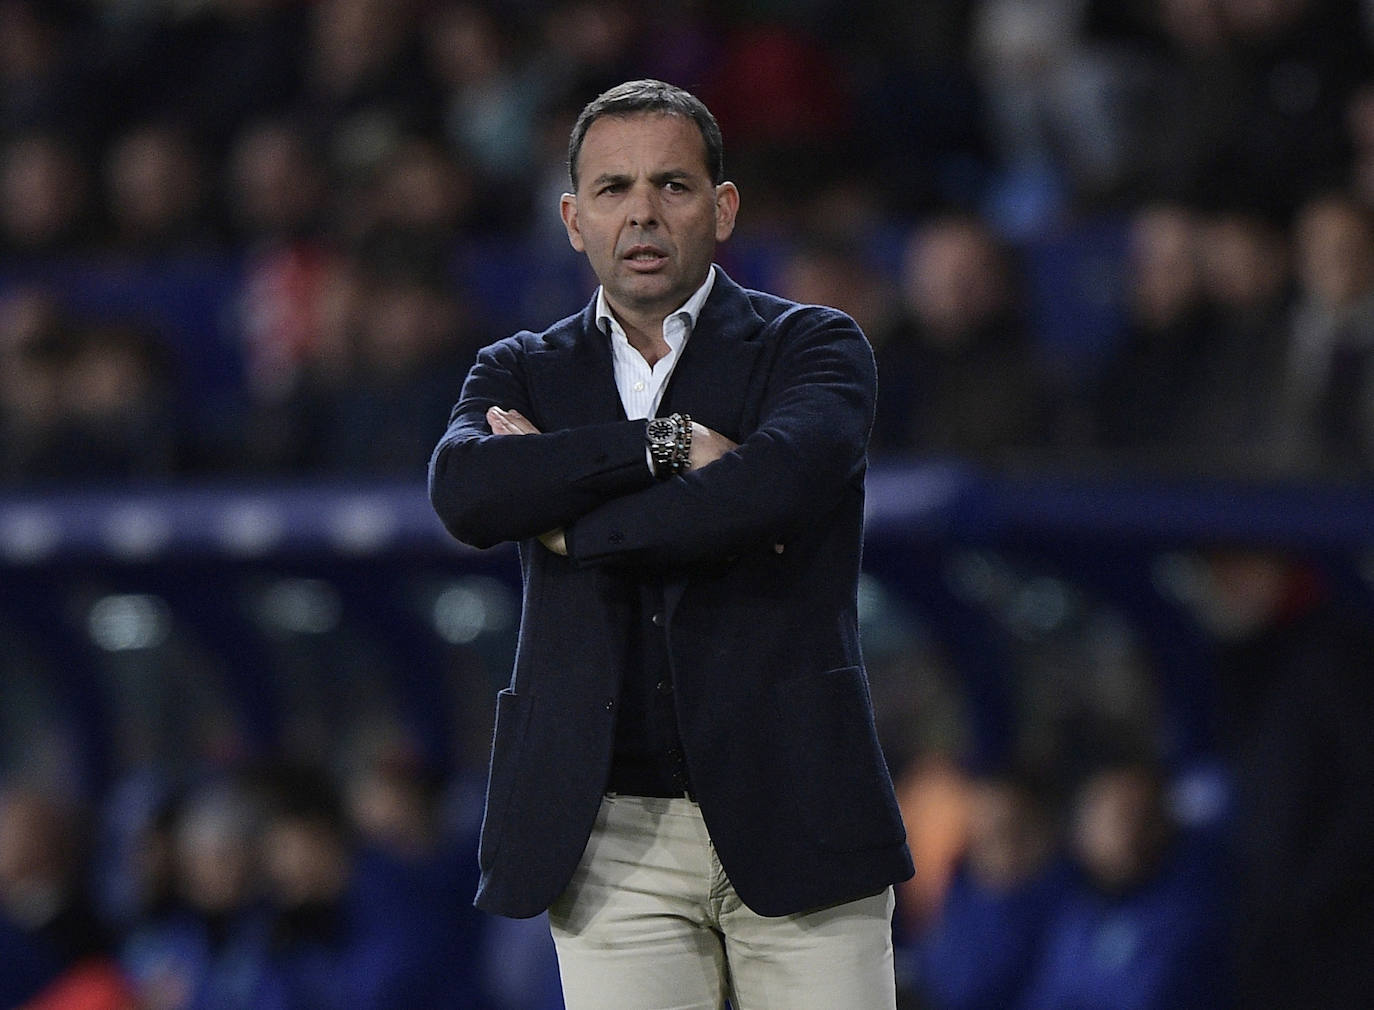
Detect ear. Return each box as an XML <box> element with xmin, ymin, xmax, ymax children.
<box><xmin>714</xmin><ymin>182</ymin><xmax>740</xmax><ymax>243</ymax></box>
<box><xmin>560</xmin><ymin>192</ymin><xmax>585</xmax><ymax>253</ymax></box>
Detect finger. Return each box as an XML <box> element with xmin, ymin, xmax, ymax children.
<box><xmin>501</xmin><ymin>408</ymin><xmax>539</xmax><ymax>434</ymax></box>
<box><xmin>486</xmin><ymin>406</ymin><xmax>516</xmax><ymax>434</ymax></box>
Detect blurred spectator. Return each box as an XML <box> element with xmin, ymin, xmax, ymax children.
<box><xmin>1130</xmin><ymin>0</ymin><xmax>1369</xmax><ymax>217</ymax></box>
<box><xmin>1189</xmin><ymin>208</ymin><xmax>1295</xmax><ymax>468</ymax></box>
<box><xmin>772</xmin><ymin>236</ymin><xmax>897</xmax><ymax>341</ymax></box>
<box><xmin>1018</xmin><ymin>758</ymin><xmax>1228</xmax><ymax>1010</ymax></box>
<box><xmin>906</xmin><ymin>763</ymin><xmax>1071</xmax><ymax>1010</ymax></box>
<box><xmin>227</xmin><ymin>118</ymin><xmax>327</xmax><ymax>247</ymax></box>
<box><xmin>93</xmin><ymin>777</ymin><xmax>180</xmax><ymax>940</ymax></box>
<box><xmin>254</xmin><ymin>761</ymin><xmax>490</xmax><ymax>1009</ymax></box>
<box><xmin>1343</xmin><ymin>79</ymin><xmax>1374</xmax><ymax>207</ymax></box>
<box><xmin>363</xmin><ymin>136</ymin><xmax>480</xmax><ymax>243</ymax></box>
<box><xmin>1188</xmin><ymin>547</ymin><xmax>1374</xmax><ymax>1008</ymax></box>
<box><xmin>120</xmin><ymin>778</ymin><xmax>274</xmax><ymax>1010</ymax></box>
<box><xmin>225</xmin><ymin>118</ymin><xmax>340</xmax><ymax>410</ymax></box>
<box><xmin>277</xmin><ymin>241</ymin><xmax>479</xmax><ymax>477</ymax></box>
<box><xmin>869</xmin><ymin>213</ymin><xmax>1052</xmax><ymax>460</ymax></box>
<box><xmin>256</xmin><ymin>772</ymin><xmax>383</xmax><ymax>1008</ymax></box>
<box><xmin>102</xmin><ymin>123</ymin><xmax>217</xmax><ymax>256</ymax></box>
<box><xmin>57</xmin><ymin>321</ymin><xmax>181</xmax><ymax>477</ymax></box>
<box><xmin>295</xmin><ymin>0</ymin><xmax>436</xmax><ymax>188</ymax></box>
<box><xmin>1278</xmin><ymin>191</ymin><xmax>1374</xmax><ymax>472</ymax></box>
<box><xmin>93</xmin><ymin>0</ymin><xmax>308</xmax><ymax>160</ymax></box>
<box><xmin>890</xmin><ymin>753</ymin><xmax>972</xmax><ymax>941</ymax></box>
<box><xmin>837</xmin><ymin>2</ymin><xmax>993</xmax><ymax>220</ymax></box>
<box><xmin>0</xmin><ymin>132</ymin><xmax>93</xmax><ymax>254</ymax></box>
<box><xmin>971</xmin><ymin>0</ymin><xmax>1152</xmax><ymax>234</ymax></box>
<box><xmin>226</xmin><ymin>253</ymin><xmax>359</xmax><ymax>472</ymax></box>
<box><xmin>342</xmin><ymin>753</ymin><xmax>492</xmax><ymax>1008</ymax></box>
<box><xmin>0</xmin><ymin>784</ymin><xmax>132</xmax><ymax>1010</ymax></box>
<box><xmin>1090</xmin><ymin>203</ymin><xmax>1216</xmax><ymax>462</ymax></box>
<box><xmin>0</xmin><ymin>0</ymin><xmax>95</xmax><ymax>144</ymax></box>
<box><xmin>538</xmin><ymin>0</ymin><xmax>646</xmax><ymax>106</ymax></box>
<box><xmin>0</xmin><ymin>287</ymin><xmax>69</xmax><ymax>482</ymax></box>
<box><xmin>1</xmin><ymin>316</ymin><xmax>182</xmax><ymax>485</ymax></box>
<box><xmin>697</xmin><ymin>15</ymin><xmax>853</xmax><ymax>223</ymax></box>
<box><xmin>225</xmin><ymin>134</ymin><xmax>477</xmax><ymax>447</ymax></box>
<box><xmin>0</xmin><ymin>292</ymin><xmax>179</xmax><ymax>484</ymax></box>
<box><xmin>424</xmin><ymin>2</ymin><xmax>548</xmax><ymax>210</ymax></box>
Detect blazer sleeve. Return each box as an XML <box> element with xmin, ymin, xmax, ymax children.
<box><xmin>567</xmin><ymin>305</ymin><xmax>876</xmax><ymax>568</ymax></box>
<box><xmin>428</xmin><ymin>335</ymin><xmax>656</xmax><ymax>550</ymax></box>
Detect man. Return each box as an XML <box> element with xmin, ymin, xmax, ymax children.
<box><xmin>1018</xmin><ymin>759</ymin><xmax>1228</xmax><ymax>1010</ymax></box>
<box><xmin>429</xmin><ymin>79</ymin><xmax>913</xmax><ymax>1009</ymax></box>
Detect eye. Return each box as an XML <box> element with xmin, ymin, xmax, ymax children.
<box><xmin>664</xmin><ymin>180</ymin><xmax>687</xmax><ymax>194</ymax></box>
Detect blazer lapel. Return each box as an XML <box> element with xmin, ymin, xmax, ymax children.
<box><xmin>524</xmin><ymin>298</ymin><xmax>626</xmax><ymax>429</ymax></box>
<box><xmin>658</xmin><ymin>268</ymin><xmax>765</xmax><ymax>442</ymax></box>
<box><xmin>659</xmin><ymin>269</ymin><xmax>767</xmax><ymax>619</ymax></box>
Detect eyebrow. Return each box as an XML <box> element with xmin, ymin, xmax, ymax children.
<box><xmin>588</xmin><ymin>172</ymin><xmax>630</xmax><ymax>189</ymax></box>
<box><xmin>588</xmin><ymin>168</ymin><xmax>699</xmax><ymax>190</ymax></box>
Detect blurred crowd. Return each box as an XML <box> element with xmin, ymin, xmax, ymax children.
<box><xmin>4</xmin><ymin>543</ymin><xmax>1372</xmax><ymax>1010</ymax></box>
<box><xmin>1</xmin><ymin>748</ymin><xmax>562</xmax><ymax>1010</ymax></box>
<box><xmin>889</xmin><ymin>546</ymin><xmax>1374</xmax><ymax>1010</ymax></box>
<box><xmin>3</xmin><ymin>0</ymin><xmax>1374</xmax><ymax>484</ymax></box>
<box><xmin>4</xmin><ymin>1</ymin><xmax>1374</xmax><ymax>1009</ymax></box>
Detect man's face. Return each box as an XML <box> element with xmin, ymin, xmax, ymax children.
<box><xmin>561</xmin><ymin>112</ymin><xmax>738</xmax><ymax>325</ymax></box>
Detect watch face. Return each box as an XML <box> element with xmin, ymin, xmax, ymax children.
<box><xmin>647</xmin><ymin>417</ymin><xmax>676</xmax><ymax>443</ymax></box>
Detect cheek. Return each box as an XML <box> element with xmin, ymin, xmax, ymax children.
<box><xmin>578</xmin><ymin>221</ymin><xmax>615</xmax><ymax>255</ymax></box>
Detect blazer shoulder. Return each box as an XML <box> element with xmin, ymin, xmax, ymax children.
<box><xmin>742</xmin><ymin>285</ymin><xmax>808</xmax><ymax>324</ymax></box>
<box><xmin>483</xmin><ymin>300</ymin><xmax>596</xmax><ymax>359</ymax></box>
<box><xmin>712</xmin><ymin>267</ymin><xmax>860</xmax><ymax>336</ymax></box>
<box><xmin>740</xmin><ymin>285</ymin><xmax>872</xmax><ymax>363</ymax></box>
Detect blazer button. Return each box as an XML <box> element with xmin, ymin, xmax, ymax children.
<box><xmin>603</xmin><ymin>698</ymin><xmax>616</xmax><ymax>711</ymax></box>
<box><xmin>656</xmin><ymin>680</ymin><xmax>673</xmax><ymax>695</ymax></box>
<box><xmin>651</xmin><ymin>611</ymin><xmax>664</xmax><ymax>626</ymax></box>
<box><xmin>609</xmin><ymin>530</ymin><xmax>625</xmax><ymax>544</ymax></box>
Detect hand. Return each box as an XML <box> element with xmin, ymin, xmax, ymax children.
<box><xmin>689</xmin><ymin>421</ymin><xmax>738</xmax><ymax>471</ymax></box>
<box><xmin>486</xmin><ymin>406</ymin><xmax>567</xmax><ymax>555</ymax></box>
<box><xmin>487</xmin><ymin>405</ymin><xmax>540</xmax><ymax>436</ymax></box>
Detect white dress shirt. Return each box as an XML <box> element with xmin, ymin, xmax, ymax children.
<box><xmin>597</xmin><ymin>266</ymin><xmax>716</xmax><ymax>422</ymax></box>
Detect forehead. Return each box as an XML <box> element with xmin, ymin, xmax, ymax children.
<box><xmin>576</xmin><ymin>112</ymin><xmax>710</xmax><ymax>180</ymax></box>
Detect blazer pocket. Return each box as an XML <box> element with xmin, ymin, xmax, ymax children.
<box><xmin>774</xmin><ymin>666</ymin><xmax>907</xmax><ymax>853</ymax></box>
<box><xmin>477</xmin><ymin>687</ymin><xmax>535</xmax><ymax>869</ymax></box>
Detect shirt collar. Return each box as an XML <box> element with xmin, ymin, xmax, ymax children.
<box><xmin>595</xmin><ymin>265</ymin><xmax>717</xmax><ymax>344</ymax></box>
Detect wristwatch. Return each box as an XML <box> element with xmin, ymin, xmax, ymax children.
<box><xmin>647</xmin><ymin>413</ymin><xmax>692</xmax><ymax>477</ymax></box>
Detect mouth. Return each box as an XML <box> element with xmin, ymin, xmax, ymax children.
<box><xmin>622</xmin><ymin>245</ymin><xmax>669</xmax><ymax>270</ymax></box>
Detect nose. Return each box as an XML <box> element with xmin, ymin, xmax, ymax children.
<box><xmin>626</xmin><ymin>183</ymin><xmax>660</xmax><ymax>229</ymax></box>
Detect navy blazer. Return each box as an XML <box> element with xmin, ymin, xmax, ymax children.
<box><xmin>429</xmin><ymin>268</ymin><xmax>914</xmax><ymax>919</ymax></box>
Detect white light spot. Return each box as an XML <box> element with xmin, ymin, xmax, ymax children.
<box><xmin>89</xmin><ymin>594</ymin><xmax>171</xmax><ymax>652</ymax></box>
<box><xmin>217</xmin><ymin>499</ymin><xmax>286</xmax><ymax>556</ymax></box>
<box><xmin>328</xmin><ymin>498</ymin><xmax>397</xmax><ymax>553</ymax></box>
<box><xmin>0</xmin><ymin>508</ymin><xmax>62</xmax><ymax>563</ymax></box>
<box><xmin>256</xmin><ymin>579</ymin><xmax>342</xmax><ymax>635</ymax></box>
<box><xmin>433</xmin><ymin>577</ymin><xmax>516</xmax><ymax>644</ymax></box>
<box><xmin>103</xmin><ymin>505</ymin><xmax>173</xmax><ymax>560</ymax></box>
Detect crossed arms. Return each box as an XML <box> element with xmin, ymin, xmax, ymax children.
<box><xmin>427</xmin><ymin>306</ymin><xmax>876</xmax><ymax>569</ymax></box>
<box><xmin>486</xmin><ymin>404</ymin><xmax>738</xmax><ymax>555</ymax></box>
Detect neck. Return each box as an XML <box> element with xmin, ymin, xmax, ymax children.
<box><xmin>606</xmin><ymin>301</ymin><xmax>671</xmax><ymax>366</ymax></box>
<box><xmin>627</xmin><ymin>326</ymin><xmax>670</xmax><ymax>366</ymax></box>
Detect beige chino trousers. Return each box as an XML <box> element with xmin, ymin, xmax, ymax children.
<box><xmin>547</xmin><ymin>793</ymin><xmax>898</xmax><ymax>1010</ymax></box>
